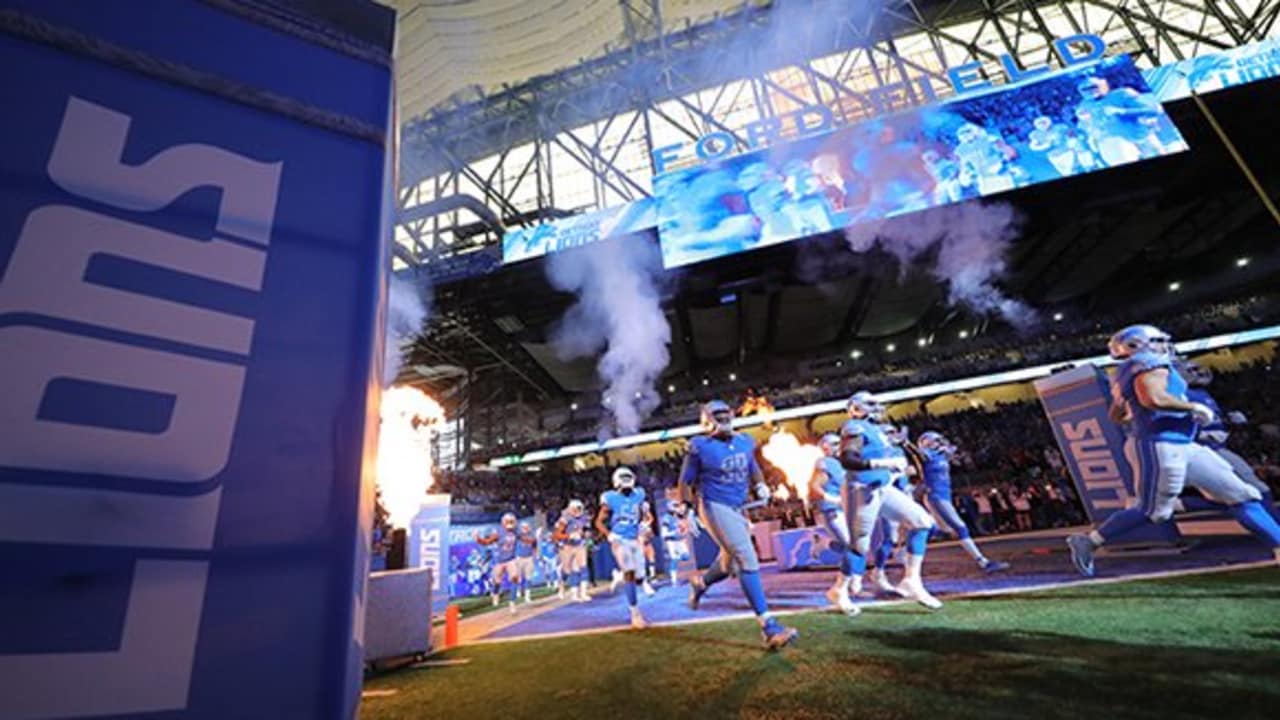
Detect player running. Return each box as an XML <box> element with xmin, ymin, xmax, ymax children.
<box><xmin>474</xmin><ymin>512</ymin><xmax>522</xmax><ymax>614</ymax></box>
<box><xmin>553</xmin><ymin>499</ymin><xmax>593</xmax><ymax>602</ymax></box>
<box><xmin>596</xmin><ymin>467</ymin><xmax>652</xmax><ymax>629</ymax></box>
<box><xmin>1067</xmin><ymin>325</ymin><xmax>1280</xmax><ymax>576</ymax></box>
<box><xmin>808</xmin><ymin>433</ymin><xmax>861</xmax><ymax>616</ymax></box>
<box><xmin>681</xmin><ymin>400</ymin><xmax>798</xmax><ymax>649</ymax></box>
<box><xmin>916</xmin><ymin>431</ymin><xmax>1009</xmax><ymax>573</ymax></box>
<box><xmin>514</xmin><ymin>520</ymin><xmax>538</xmax><ymax>603</ymax></box>
<box><xmin>839</xmin><ymin>392</ymin><xmax>943</xmax><ymax>609</ymax></box>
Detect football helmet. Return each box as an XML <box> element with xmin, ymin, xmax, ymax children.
<box><xmin>701</xmin><ymin>399</ymin><xmax>734</xmax><ymax>436</ymax></box>
<box><xmin>1108</xmin><ymin>324</ymin><xmax>1172</xmax><ymax>360</ymax></box>
<box><xmin>612</xmin><ymin>466</ymin><xmax>637</xmax><ymax>490</ymax></box>
<box><xmin>846</xmin><ymin>391</ymin><xmax>886</xmax><ymax>421</ymax></box>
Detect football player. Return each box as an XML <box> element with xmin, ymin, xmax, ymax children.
<box><xmin>808</xmin><ymin>433</ymin><xmax>861</xmax><ymax>616</ymax></box>
<box><xmin>839</xmin><ymin>392</ymin><xmax>943</xmax><ymax>609</ymax></box>
<box><xmin>474</xmin><ymin>512</ymin><xmax>522</xmax><ymax>614</ymax></box>
<box><xmin>916</xmin><ymin>431</ymin><xmax>1010</xmax><ymax>572</ymax></box>
<box><xmin>596</xmin><ymin>467</ymin><xmax>652</xmax><ymax>629</ymax></box>
<box><xmin>515</xmin><ymin>520</ymin><xmax>538</xmax><ymax>603</ymax></box>
<box><xmin>681</xmin><ymin>400</ymin><xmax>798</xmax><ymax>649</ymax></box>
<box><xmin>552</xmin><ymin>499</ymin><xmax>592</xmax><ymax>602</ymax></box>
<box><xmin>1067</xmin><ymin>325</ymin><xmax>1280</xmax><ymax>576</ymax></box>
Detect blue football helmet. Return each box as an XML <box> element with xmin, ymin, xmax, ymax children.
<box><xmin>918</xmin><ymin>431</ymin><xmax>955</xmax><ymax>455</ymax></box>
<box><xmin>701</xmin><ymin>399</ymin><xmax>734</xmax><ymax>436</ymax></box>
<box><xmin>846</xmin><ymin>391</ymin><xmax>885</xmax><ymax>421</ymax></box>
<box><xmin>1180</xmin><ymin>360</ymin><xmax>1213</xmax><ymax>388</ymax></box>
<box><xmin>818</xmin><ymin>433</ymin><xmax>840</xmax><ymax>456</ymax></box>
<box><xmin>1108</xmin><ymin>324</ymin><xmax>1172</xmax><ymax>360</ymax></box>
<box><xmin>501</xmin><ymin>512</ymin><xmax>517</xmax><ymax>530</ymax></box>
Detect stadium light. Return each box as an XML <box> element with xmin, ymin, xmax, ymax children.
<box><xmin>958</xmin><ymin>330</ymin><xmax>969</xmax><ymax>339</ymax></box>
<box><xmin>1168</xmin><ymin>281</ymin><xmax>1181</xmax><ymax>292</ymax></box>
<box><xmin>729</xmin><ymin>373</ymin><xmax>737</xmax><ymax>381</ymax></box>
<box><xmin>570</xmin><ymin>402</ymin><xmax>578</xmax><ymax>411</ymax></box>
<box><xmin>1236</xmin><ymin>257</ymin><xmax>1251</xmax><ymax>268</ymax></box>
<box><xmin>1053</xmin><ymin>312</ymin><xmax>1064</xmax><ymax>322</ymax></box>
<box><xmin>917</xmin><ymin>338</ymin><xmax>927</xmax><ymax>347</ymax></box>
<box><xmin>667</xmin><ymin>384</ymin><xmax>675</xmax><ymax>393</ymax></box>
<box><xmin>701</xmin><ymin>378</ymin><xmax>709</xmax><ymax>386</ymax></box>
<box><xmin>850</xmin><ymin>349</ymin><xmax>863</xmax><ymax>359</ymax></box>
<box><xmin>885</xmin><ymin>343</ymin><xmax>896</xmax><ymax>352</ymax></box>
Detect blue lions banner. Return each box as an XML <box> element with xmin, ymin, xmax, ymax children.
<box><xmin>1034</xmin><ymin>366</ymin><xmax>1180</xmax><ymax>545</ymax></box>
<box><xmin>409</xmin><ymin>496</ymin><xmax>453</xmax><ymax>613</ymax></box>
<box><xmin>502</xmin><ymin>199</ymin><xmax>656</xmax><ymax>265</ymax></box>
<box><xmin>1145</xmin><ymin>36</ymin><xmax>1280</xmax><ymax>102</ymax></box>
<box><xmin>773</xmin><ymin>526</ymin><xmax>843</xmax><ymax>571</ymax></box>
<box><xmin>0</xmin><ymin>1</ymin><xmax>394</xmax><ymax>718</ymax></box>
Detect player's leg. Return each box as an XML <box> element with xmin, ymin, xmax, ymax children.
<box><xmin>844</xmin><ymin>482</ymin><xmax>884</xmax><ymax>596</ymax></box>
<box><xmin>820</xmin><ymin>508</ymin><xmax>860</xmax><ymax>616</ymax></box>
<box><xmin>1068</xmin><ymin>440</ymin><xmax>1185</xmax><ymax>576</ymax></box>
<box><xmin>573</xmin><ymin>546</ymin><xmax>591</xmax><ymax>602</ymax></box>
<box><xmin>665</xmin><ymin>540</ymin><xmax>683</xmax><ymax>584</ymax></box>
<box><xmin>690</xmin><ymin>499</ymin><xmax>735</xmax><ymax>605</ymax></box>
<box><xmin>641</xmin><ymin>541</ymin><xmax>656</xmax><ymax>595</ymax></box>
<box><xmin>703</xmin><ymin>499</ymin><xmax>797</xmax><ymax>647</ymax></box>
<box><xmin>927</xmin><ymin>493</ymin><xmax>1007</xmax><ymax>571</ymax></box>
<box><xmin>1216</xmin><ymin>446</ymin><xmax>1280</xmax><ymax>524</ymax></box>
<box><xmin>881</xmin><ymin>486</ymin><xmax>942</xmax><ymax>609</ymax></box>
<box><xmin>557</xmin><ymin>548</ymin><xmax>572</xmax><ymax>599</ymax></box>
<box><xmin>1186</xmin><ymin>444</ymin><xmax>1280</xmax><ymax>558</ymax></box>
<box><xmin>868</xmin><ymin>517</ymin><xmax>900</xmax><ymax>595</ymax></box>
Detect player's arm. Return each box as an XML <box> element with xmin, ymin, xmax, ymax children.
<box><xmin>473</xmin><ymin>529</ymin><xmax>497</xmax><ymax>546</ymax></box>
<box><xmin>750</xmin><ymin>453</ymin><xmax>771</xmax><ymax>501</ymax></box>
<box><xmin>808</xmin><ymin>465</ymin><xmax>830</xmax><ymax>504</ymax></box>
<box><xmin>677</xmin><ymin>445</ymin><xmax>700</xmax><ymax>505</ymax></box>
<box><xmin>642</xmin><ymin>501</ymin><xmax>654</xmax><ymax>528</ymax></box>
<box><xmin>550</xmin><ymin>519</ymin><xmax>570</xmax><ymax>544</ymax></box>
<box><xmin>1135</xmin><ymin>369</ymin><xmax>1214</xmax><ymax>422</ymax></box>
<box><xmin>591</xmin><ymin>502</ymin><xmax>611</xmax><ymax>540</ymax></box>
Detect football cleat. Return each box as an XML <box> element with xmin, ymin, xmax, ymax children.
<box><xmin>826</xmin><ymin>586</ymin><xmax>861</xmax><ymax>617</ymax></box>
<box><xmin>688</xmin><ymin>575</ymin><xmax>708</xmax><ymax>610</ymax></box>
<box><xmin>896</xmin><ymin>577</ymin><xmax>943</xmax><ymax>610</ymax></box>
<box><xmin>629</xmin><ymin>606</ymin><xmax>648</xmax><ymax>630</ymax></box>
<box><xmin>761</xmin><ymin>618</ymin><xmax>799</xmax><ymax>650</ymax></box>
<box><xmin>1066</xmin><ymin>534</ymin><xmax>1096</xmax><ymax>577</ymax></box>
<box><xmin>981</xmin><ymin>559</ymin><xmax>1011</xmax><ymax>573</ymax></box>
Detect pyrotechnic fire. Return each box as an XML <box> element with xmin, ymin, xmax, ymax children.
<box><xmin>377</xmin><ymin>385</ymin><xmax>445</xmax><ymax>528</ymax></box>
<box><xmin>760</xmin><ymin>431</ymin><xmax>822</xmax><ymax>504</ymax></box>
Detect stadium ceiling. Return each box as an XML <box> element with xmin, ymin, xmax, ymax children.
<box><xmin>383</xmin><ymin>0</ymin><xmax>758</xmax><ymax>121</ymax></box>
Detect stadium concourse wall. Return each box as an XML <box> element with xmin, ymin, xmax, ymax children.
<box><xmin>491</xmin><ymin>333</ymin><xmax>1279</xmax><ymax>469</ymax></box>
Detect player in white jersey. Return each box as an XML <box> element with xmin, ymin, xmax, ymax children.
<box><xmin>553</xmin><ymin>499</ymin><xmax>592</xmax><ymax>602</ymax></box>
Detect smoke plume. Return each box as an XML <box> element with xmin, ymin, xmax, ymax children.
<box><xmin>384</xmin><ymin>273</ymin><xmax>430</xmax><ymax>385</ymax></box>
<box><xmin>844</xmin><ymin>202</ymin><xmax>1036</xmax><ymax>330</ymax></box>
<box><xmin>546</xmin><ymin>239</ymin><xmax>671</xmax><ymax>437</ymax></box>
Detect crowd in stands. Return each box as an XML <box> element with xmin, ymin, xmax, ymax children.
<box><xmin>429</xmin><ymin>354</ymin><xmax>1277</xmax><ymax>545</ymax></box>
<box><xmin>498</xmin><ymin>294</ymin><xmax>1277</xmax><ymax>453</ymax></box>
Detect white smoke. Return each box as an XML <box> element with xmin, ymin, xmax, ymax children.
<box><xmin>384</xmin><ymin>273</ymin><xmax>430</xmax><ymax>386</ymax></box>
<box><xmin>844</xmin><ymin>202</ymin><xmax>1037</xmax><ymax>330</ymax></box>
<box><xmin>546</xmin><ymin>239</ymin><xmax>671</xmax><ymax>437</ymax></box>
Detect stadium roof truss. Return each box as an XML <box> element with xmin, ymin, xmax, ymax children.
<box><xmin>393</xmin><ymin>0</ymin><xmax>1280</xmax><ymax>271</ymax></box>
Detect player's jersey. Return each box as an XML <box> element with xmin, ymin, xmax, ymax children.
<box><xmin>558</xmin><ymin>512</ymin><xmax>588</xmax><ymax>546</ymax></box>
<box><xmin>1186</xmin><ymin>387</ymin><xmax>1228</xmax><ymax>449</ymax></box>
<box><xmin>658</xmin><ymin>509</ymin><xmax>680</xmax><ymax>539</ymax></box>
<box><xmin>515</xmin><ymin>531</ymin><xmax>535</xmax><ymax>558</ymax></box>
<box><xmin>602</xmin><ymin>487</ymin><xmax>647</xmax><ymax>541</ymax></box>
<box><xmin>1112</xmin><ymin>350</ymin><xmax>1196</xmax><ymax>443</ymax></box>
<box><xmin>491</xmin><ymin>528</ymin><xmax>519</xmax><ymax>563</ymax></box>
<box><xmin>921</xmin><ymin>448</ymin><xmax>953</xmax><ymax>501</ymax></box>
<box><xmin>839</xmin><ymin>418</ymin><xmax>900</xmax><ymax>486</ymax></box>
<box><xmin>810</xmin><ymin>456</ymin><xmax>844</xmax><ymax>513</ymax></box>
<box><xmin>1081</xmin><ymin>89</ymin><xmax>1159</xmax><ymax>141</ymax></box>
<box><xmin>681</xmin><ymin>433</ymin><xmax>760</xmax><ymax>508</ymax></box>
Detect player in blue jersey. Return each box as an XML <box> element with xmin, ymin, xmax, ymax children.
<box><xmin>1181</xmin><ymin>361</ymin><xmax>1280</xmax><ymax>524</ymax></box>
<box><xmin>916</xmin><ymin>431</ymin><xmax>1009</xmax><ymax>572</ymax></box>
<box><xmin>681</xmin><ymin>400</ymin><xmax>798</xmax><ymax>649</ymax></box>
<box><xmin>553</xmin><ymin>499</ymin><xmax>593</xmax><ymax>602</ymax></box>
<box><xmin>839</xmin><ymin>392</ymin><xmax>943</xmax><ymax>609</ymax></box>
<box><xmin>658</xmin><ymin>488</ymin><xmax>698</xmax><ymax>585</ymax></box>
<box><xmin>1075</xmin><ymin>76</ymin><xmax>1165</xmax><ymax>166</ymax></box>
<box><xmin>514</xmin><ymin>520</ymin><xmax>538</xmax><ymax>603</ymax></box>
<box><xmin>595</xmin><ymin>467</ymin><xmax>653</xmax><ymax>629</ymax></box>
<box><xmin>1067</xmin><ymin>325</ymin><xmax>1280</xmax><ymax>576</ymax></box>
<box><xmin>475</xmin><ymin>512</ymin><xmax>523</xmax><ymax>614</ymax></box>
<box><xmin>808</xmin><ymin>433</ymin><xmax>861</xmax><ymax>616</ymax></box>
<box><xmin>867</xmin><ymin>424</ymin><xmax>917</xmax><ymax>596</ymax></box>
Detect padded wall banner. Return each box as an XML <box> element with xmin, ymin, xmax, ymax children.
<box><xmin>654</xmin><ymin>55</ymin><xmax>1186</xmax><ymax>268</ymax></box>
<box><xmin>0</xmin><ymin>2</ymin><xmax>394</xmax><ymax>718</ymax></box>
<box><xmin>1033</xmin><ymin>365</ymin><xmax>1181</xmax><ymax>545</ymax></box>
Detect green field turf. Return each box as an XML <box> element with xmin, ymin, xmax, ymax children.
<box><xmin>363</xmin><ymin>568</ymin><xmax>1280</xmax><ymax>720</ymax></box>
<box><xmin>437</xmin><ymin>586</ymin><xmax>563</xmax><ymax>624</ymax></box>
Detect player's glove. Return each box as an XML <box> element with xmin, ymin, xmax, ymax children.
<box><xmin>869</xmin><ymin>456</ymin><xmax>909</xmax><ymax>472</ymax></box>
<box><xmin>755</xmin><ymin>482</ymin><xmax>772</xmax><ymax>502</ymax></box>
<box><xmin>1188</xmin><ymin>402</ymin><xmax>1216</xmax><ymax>426</ymax></box>
<box><xmin>1199</xmin><ymin>429</ymin><xmax>1229</xmax><ymax>446</ymax></box>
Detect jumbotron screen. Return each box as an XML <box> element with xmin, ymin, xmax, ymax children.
<box><xmin>654</xmin><ymin>56</ymin><xmax>1188</xmax><ymax>268</ymax></box>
